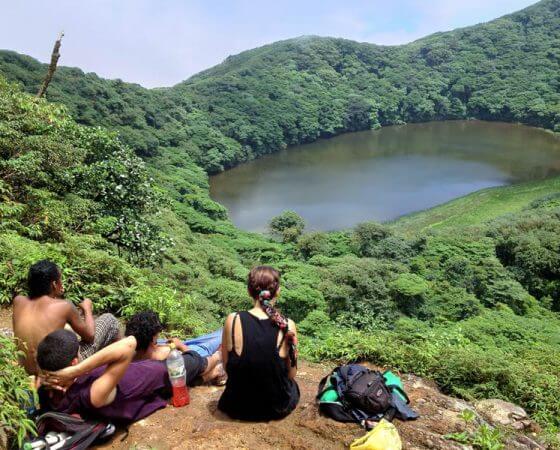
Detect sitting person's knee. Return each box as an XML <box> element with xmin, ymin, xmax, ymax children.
<box><xmin>96</xmin><ymin>313</ymin><xmax>121</xmax><ymax>341</ymax></box>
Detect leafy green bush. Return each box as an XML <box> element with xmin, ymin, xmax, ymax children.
<box><xmin>297</xmin><ymin>232</ymin><xmax>328</xmax><ymax>260</ymax></box>
<box><xmin>0</xmin><ymin>77</ymin><xmax>168</xmax><ymax>265</ymax></box>
<box><xmin>301</xmin><ymin>310</ymin><xmax>560</xmax><ymax>427</ymax></box>
<box><xmin>390</xmin><ymin>273</ymin><xmax>430</xmax><ymax>316</ymax></box>
<box><xmin>0</xmin><ymin>335</ymin><xmax>36</xmax><ymax>448</ymax></box>
<box><xmin>203</xmin><ymin>278</ymin><xmax>248</xmax><ymax>318</ymax></box>
<box><xmin>0</xmin><ymin>233</ymin><xmax>137</xmax><ymax>307</ymax></box>
<box><xmin>320</xmin><ymin>256</ymin><xmax>403</xmax><ymax>328</ymax></box>
<box><xmin>352</xmin><ymin>222</ymin><xmax>392</xmax><ymax>257</ymax></box>
<box><xmin>120</xmin><ymin>284</ymin><xmax>218</xmax><ymax>336</ymax></box>
<box><xmin>298</xmin><ymin>310</ymin><xmax>332</xmax><ymax>337</ymax></box>
<box><xmin>270</xmin><ymin>211</ymin><xmax>305</xmax><ymax>243</ymax></box>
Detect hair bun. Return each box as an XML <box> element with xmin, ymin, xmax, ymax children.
<box><xmin>259</xmin><ymin>290</ymin><xmax>271</xmax><ymax>300</ymax></box>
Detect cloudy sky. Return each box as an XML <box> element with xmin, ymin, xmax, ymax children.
<box><xmin>1</xmin><ymin>0</ymin><xmax>537</xmax><ymax>88</ymax></box>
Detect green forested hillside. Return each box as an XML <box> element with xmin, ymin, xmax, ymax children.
<box><xmin>182</xmin><ymin>0</ymin><xmax>560</xmax><ymax>166</ymax></box>
<box><xmin>1</xmin><ymin>0</ymin><xmax>559</xmax><ymax>174</ymax></box>
<box><xmin>1</xmin><ymin>0</ymin><xmax>560</xmax><ymax>446</ymax></box>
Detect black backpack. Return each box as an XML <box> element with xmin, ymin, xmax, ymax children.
<box><xmin>317</xmin><ymin>365</ymin><xmax>412</xmax><ymax>426</ymax></box>
<box><xmin>342</xmin><ymin>366</ymin><xmax>392</xmax><ymax>415</ymax></box>
<box><xmin>25</xmin><ymin>412</ymin><xmax>115</xmax><ymax>450</ymax></box>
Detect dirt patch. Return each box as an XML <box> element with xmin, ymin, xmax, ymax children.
<box><xmin>0</xmin><ymin>305</ymin><xmax>12</xmax><ymax>332</ymax></box>
<box><xmin>97</xmin><ymin>362</ymin><xmax>362</xmax><ymax>450</ymax></box>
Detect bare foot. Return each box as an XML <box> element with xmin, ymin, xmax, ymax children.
<box><xmin>202</xmin><ymin>362</ymin><xmax>227</xmax><ymax>385</ymax></box>
<box><xmin>211</xmin><ymin>362</ymin><xmax>227</xmax><ymax>386</ymax></box>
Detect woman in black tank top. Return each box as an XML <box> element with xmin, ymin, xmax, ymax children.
<box><xmin>218</xmin><ymin>266</ymin><xmax>300</xmax><ymax>421</ymax></box>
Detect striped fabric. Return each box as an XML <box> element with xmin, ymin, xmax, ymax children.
<box><xmin>78</xmin><ymin>313</ymin><xmax>120</xmax><ymax>359</ymax></box>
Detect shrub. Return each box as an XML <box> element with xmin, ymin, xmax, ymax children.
<box><xmin>269</xmin><ymin>211</ymin><xmax>305</xmax><ymax>243</ymax></box>
<box><xmin>390</xmin><ymin>273</ymin><xmax>430</xmax><ymax>316</ymax></box>
<box><xmin>352</xmin><ymin>222</ymin><xmax>392</xmax><ymax>257</ymax></box>
<box><xmin>298</xmin><ymin>310</ymin><xmax>333</xmax><ymax>337</ymax></box>
<box><xmin>120</xmin><ymin>284</ymin><xmax>218</xmax><ymax>336</ymax></box>
<box><xmin>0</xmin><ymin>78</ymin><xmax>168</xmax><ymax>265</ymax></box>
<box><xmin>0</xmin><ymin>335</ymin><xmax>36</xmax><ymax>448</ymax></box>
<box><xmin>297</xmin><ymin>232</ymin><xmax>328</xmax><ymax>260</ymax></box>
<box><xmin>301</xmin><ymin>310</ymin><xmax>560</xmax><ymax>427</ymax></box>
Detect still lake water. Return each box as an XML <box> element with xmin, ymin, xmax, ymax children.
<box><xmin>210</xmin><ymin>121</ymin><xmax>560</xmax><ymax>231</ymax></box>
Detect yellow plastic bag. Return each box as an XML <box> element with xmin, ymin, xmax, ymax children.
<box><xmin>349</xmin><ymin>419</ymin><xmax>402</xmax><ymax>450</ymax></box>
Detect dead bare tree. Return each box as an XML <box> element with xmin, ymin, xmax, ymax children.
<box><xmin>37</xmin><ymin>31</ymin><xmax>64</xmax><ymax>98</ymax></box>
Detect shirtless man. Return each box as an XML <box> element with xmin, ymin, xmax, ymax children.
<box><xmin>12</xmin><ymin>260</ymin><xmax>120</xmax><ymax>375</ymax></box>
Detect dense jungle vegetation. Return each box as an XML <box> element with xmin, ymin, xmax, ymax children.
<box><xmin>1</xmin><ymin>0</ymin><xmax>560</xmax><ymax>446</ymax></box>
<box><xmin>1</xmin><ymin>0</ymin><xmax>559</xmax><ymax>174</ymax></box>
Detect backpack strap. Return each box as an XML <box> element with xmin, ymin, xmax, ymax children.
<box><xmin>330</xmin><ymin>370</ymin><xmax>346</xmax><ymax>400</ymax></box>
<box><xmin>277</xmin><ymin>325</ymin><xmax>287</xmax><ymax>349</ymax></box>
<box><xmin>385</xmin><ymin>384</ymin><xmax>410</xmax><ymax>404</ymax></box>
<box><xmin>230</xmin><ymin>313</ymin><xmax>240</xmax><ymax>354</ymax></box>
<box><xmin>317</xmin><ymin>378</ymin><xmax>340</xmax><ymax>403</ymax></box>
<box><xmin>382</xmin><ymin>369</ymin><xmax>411</xmax><ymax>404</ymax></box>
<box><xmin>316</xmin><ymin>373</ymin><xmax>331</xmax><ymax>399</ymax></box>
<box><xmin>316</xmin><ymin>366</ymin><xmax>342</xmax><ymax>399</ymax></box>
<box><xmin>383</xmin><ymin>406</ymin><xmax>397</xmax><ymax>422</ymax></box>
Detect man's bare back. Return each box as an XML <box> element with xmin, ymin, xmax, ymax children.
<box><xmin>13</xmin><ymin>295</ymin><xmax>94</xmax><ymax>375</ymax></box>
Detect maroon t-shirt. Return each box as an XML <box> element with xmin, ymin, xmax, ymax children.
<box><xmin>41</xmin><ymin>360</ymin><xmax>171</xmax><ymax>423</ymax></box>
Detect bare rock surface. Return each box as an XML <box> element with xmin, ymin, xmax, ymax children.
<box><xmin>474</xmin><ymin>399</ymin><xmax>536</xmax><ymax>431</ymax></box>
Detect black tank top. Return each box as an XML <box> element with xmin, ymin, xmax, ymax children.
<box><xmin>218</xmin><ymin>311</ymin><xmax>300</xmax><ymax>421</ymax></box>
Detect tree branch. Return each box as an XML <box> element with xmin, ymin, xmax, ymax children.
<box><xmin>37</xmin><ymin>31</ymin><xmax>64</xmax><ymax>98</ymax></box>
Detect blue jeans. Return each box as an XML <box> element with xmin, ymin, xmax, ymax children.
<box><xmin>184</xmin><ymin>329</ymin><xmax>222</xmax><ymax>358</ymax></box>
<box><xmin>158</xmin><ymin>329</ymin><xmax>222</xmax><ymax>358</ymax></box>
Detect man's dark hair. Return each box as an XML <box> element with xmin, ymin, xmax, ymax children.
<box><xmin>125</xmin><ymin>311</ymin><xmax>164</xmax><ymax>352</ymax></box>
<box><xmin>37</xmin><ymin>329</ymin><xmax>79</xmax><ymax>371</ymax></box>
<box><xmin>28</xmin><ymin>260</ymin><xmax>60</xmax><ymax>298</ymax></box>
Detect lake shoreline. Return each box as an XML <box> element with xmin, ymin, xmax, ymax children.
<box><xmin>210</xmin><ymin>120</ymin><xmax>560</xmax><ymax>232</ymax></box>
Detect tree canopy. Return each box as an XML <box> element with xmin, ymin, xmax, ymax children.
<box><xmin>0</xmin><ymin>0</ymin><xmax>558</xmax><ymax>175</ymax></box>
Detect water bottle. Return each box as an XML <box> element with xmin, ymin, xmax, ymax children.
<box><xmin>166</xmin><ymin>343</ymin><xmax>189</xmax><ymax>407</ymax></box>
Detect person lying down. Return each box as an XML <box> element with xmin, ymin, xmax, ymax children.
<box><xmin>37</xmin><ymin>311</ymin><xmax>224</xmax><ymax>423</ymax></box>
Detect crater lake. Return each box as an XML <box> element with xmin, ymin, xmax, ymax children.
<box><xmin>210</xmin><ymin>121</ymin><xmax>560</xmax><ymax>231</ymax></box>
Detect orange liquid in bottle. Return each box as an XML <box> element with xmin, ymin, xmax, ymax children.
<box><xmin>172</xmin><ymin>384</ymin><xmax>190</xmax><ymax>407</ymax></box>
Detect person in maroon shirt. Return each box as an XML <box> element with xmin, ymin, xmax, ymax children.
<box><xmin>37</xmin><ymin>328</ymin><xmax>217</xmax><ymax>423</ymax></box>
